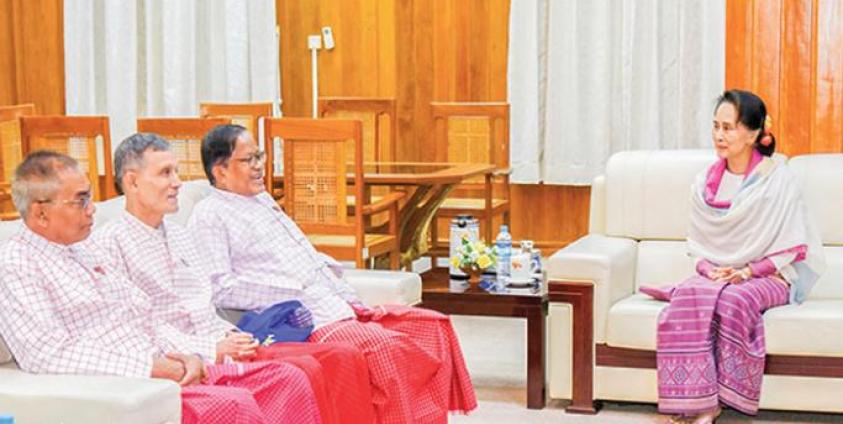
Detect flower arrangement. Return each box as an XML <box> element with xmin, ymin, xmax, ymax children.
<box><xmin>450</xmin><ymin>234</ymin><xmax>497</xmax><ymax>279</ymax></box>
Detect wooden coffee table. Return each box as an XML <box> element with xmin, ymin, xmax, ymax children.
<box><xmin>419</xmin><ymin>268</ymin><xmax>548</xmax><ymax>409</ymax></box>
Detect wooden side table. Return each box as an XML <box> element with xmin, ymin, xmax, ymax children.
<box><xmin>419</xmin><ymin>268</ymin><xmax>548</xmax><ymax>409</ymax></box>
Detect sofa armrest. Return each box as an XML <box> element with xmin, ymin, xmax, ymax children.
<box><xmin>546</xmin><ymin>234</ymin><xmax>637</xmax><ymax>343</ymax></box>
<box><xmin>215</xmin><ymin>270</ymin><xmax>422</xmax><ymax>324</ymax></box>
<box><xmin>345</xmin><ymin>269</ymin><xmax>422</xmax><ymax>306</ymax></box>
<box><xmin>0</xmin><ymin>366</ymin><xmax>180</xmax><ymax>424</ymax></box>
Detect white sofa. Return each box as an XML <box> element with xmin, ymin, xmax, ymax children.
<box><xmin>0</xmin><ymin>180</ymin><xmax>422</xmax><ymax>423</ymax></box>
<box><xmin>546</xmin><ymin>150</ymin><xmax>843</xmax><ymax>414</ymax></box>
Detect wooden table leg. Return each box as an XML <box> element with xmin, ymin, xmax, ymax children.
<box><xmin>548</xmin><ymin>281</ymin><xmax>601</xmax><ymax>414</ymax></box>
<box><xmin>526</xmin><ymin>305</ymin><xmax>547</xmax><ymax>409</ymax></box>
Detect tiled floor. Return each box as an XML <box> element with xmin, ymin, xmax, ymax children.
<box><xmin>449</xmin><ymin>315</ymin><xmax>842</xmax><ymax>424</ymax></box>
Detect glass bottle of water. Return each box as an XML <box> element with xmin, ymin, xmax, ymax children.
<box><xmin>495</xmin><ymin>225</ymin><xmax>512</xmax><ymax>279</ymax></box>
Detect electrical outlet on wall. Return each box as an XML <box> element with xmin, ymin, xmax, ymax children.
<box><xmin>321</xmin><ymin>26</ymin><xmax>335</xmax><ymax>49</ymax></box>
<box><xmin>307</xmin><ymin>34</ymin><xmax>322</xmax><ymax>50</ymax></box>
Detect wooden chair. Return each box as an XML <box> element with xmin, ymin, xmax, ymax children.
<box><xmin>20</xmin><ymin>115</ymin><xmax>116</xmax><ymax>201</ymax></box>
<box><xmin>137</xmin><ymin>117</ymin><xmax>229</xmax><ymax>181</ymax></box>
<box><xmin>265</xmin><ymin>117</ymin><xmax>404</xmax><ymax>269</ymax></box>
<box><xmin>0</xmin><ymin>104</ymin><xmax>37</xmax><ymax>219</ymax></box>
<box><xmin>319</xmin><ymin>97</ymin><xmax>399</xmax><ymax>225</ymax></box>
<box><xmin>429</xmin><ymin>102</ymin><xmax>511</xmax><ymax>264</ymax></box>
<box><xmin>318</xmin><ymin>97</ymin><xmax>397</xmax><ymax>164</ymax></box>
<box><xmin>199</xmin><ymin>102</ymin><xmax>272</xmax><ymax>140</ymax></box>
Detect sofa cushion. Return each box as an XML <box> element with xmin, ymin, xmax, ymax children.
<box><xmin>0</xmin><ymin>222</ymin><xmax>21</xmax><ymax>365</ymax></box>
<box><xmin>764</xmin><ymin>300</ymin><xmax>843</xmax><ymax>356</ymax></box>
<box><xmin>606</xmin><ymin>294</ymin><xmax>843</xmax><ymax>356</ymax></box>
<box><xmin>604</xmin><ymin>294</ymin><xmax>666</xmax><ymax>350</ymax></box>
<box><xmin>0</xmin><ymin>220</ymin><xmax>22</xmax><ymax>241</ymax></box>
<box><xmin>789</xmin><ymin>154</ymin><xmax>843</xmax><ymax>245</ymax></box>
<box><xmin>90</xmin><ymin>180</ymin><xmax>210</xmax><ymax>229</ymax></box>
<box><xmin>169</xmin><ymin>180</ymin><xmax>211</xmax><ymax>226</ymax></box>
<box><xmin>634</xmin><ymin>240</ymin><xmax>697</xmax><ymax>290</ymax></box>
<box><xmin>809</xmin><ymin>246</ymin><xmax>843</xmax><ymax>299</ymax></box>
<box><xmin>604</xmin><ymin>150</ymin><xmax>716</xmax><ymax>240</ymax></box>
<box><xmin>92</xmin><ymin>195</ymin><xmax>126</xmax><ymax>229</ymax></box>
<box><xmin>0</xmin><ymin>367</ymin><xmax>180</xmax><ymax>423</ymax></box>
<box><xmin>0</xmin><ymin>335</ymin><xmax>11</xmax><ymax>364</ymax></box>
<box><xmin>344</xmin><ymin>269</ymin><xmax>422</xmax><ymax>306</ymax></box>
<box><xmin>634</xmin><ymin>242</ymin><xmax>843</xmax><ymax>300</ymax></box>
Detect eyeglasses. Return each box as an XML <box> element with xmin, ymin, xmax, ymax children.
<box><xmin>232</xmin><ymin>151</ymin><xmax>267</xmax><ymax>167</ymax></box>
<box><xmin>36</xmin><ymin>193</ymin><xmax>93</xmax><ymax>210</ymax></box>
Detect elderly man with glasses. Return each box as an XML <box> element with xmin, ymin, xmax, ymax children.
<box><xmin>94</xmin><ymin>133</ymin><xmax>376</xmax><ymax>424</ymax></box>
<box><xmin>0</xmin><ymin>150</ymin><xmax>321</xmax><ymax>424</ymax></box>
<box><xmin>188</xmin><ymin>124</ymin><xmax>477</xmax><ymax>424</ymax></box>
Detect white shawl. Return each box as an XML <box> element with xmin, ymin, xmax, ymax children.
<box><xmin>687</xmin><ymin>154</ymin><xmax>825</xmax><ymax>303</ymax></box>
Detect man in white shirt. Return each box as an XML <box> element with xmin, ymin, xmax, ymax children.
<box><xmin>0</xmin><ymin>151</ymin><xmax>320</xmax><ymax>424</ymax></box>
<box><xmin>95</xmin><ymin>133</ymin><xmax>375</xmax><ymax>423</ymax></box>
<box><xmin>189</xmin><ymin>124</ymin><xmax>477</xmax><ymax>423</ymax></box>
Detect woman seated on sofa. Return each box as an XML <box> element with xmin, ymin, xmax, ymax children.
<box><xmin>641</xmin><ymin>89</ymin><xmax>825</xmax><ymax>423</ymax></box>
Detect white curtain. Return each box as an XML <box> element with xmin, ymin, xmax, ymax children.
<box><xmin>64</xmin><ymin>0</ymin><xmax>279</xmax><ymax>148</ymax></box>
<box><xmin>508</xmin><ymin>0</ymin><xmax>725</xmax><ymax>185</ymax></box>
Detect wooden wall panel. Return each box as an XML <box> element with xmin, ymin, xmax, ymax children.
<box><xmin>277</xmin><ymin>0</ymin><xmax>396</xmax><ymax>119</ymax></box>
<box><xmin>725</xmin><ymin>0</ymin><xmax>752</xmax><ymax>90</ymax></box>
<box><xmin>0</xmin><ymin>0</ymin><xmax>64</xmax><ymax>114</ymax></box>
<box><xmin>277</xmin><ymin>0</ymin><xmax>588</xmax><ymax>249</ymax></box>
<box><xmin>778</xmin><ymin>0</ymin><xmax>814</xmax><ymax>157</ymax></box>
<box><xmin>726</xmin><ymin>0</ymin><xmax>843</xmax><ymax>156</ymax></box>
<box><xmin>510</xmin><ymin>184</ymin><xmax>591</xmax><ymax>250</ymax></box>
<box><xmin>0</xmin><ymin>1</ymin><xmax>17</xmax><ymax>106</ymax></box>
<box><xmin>814</xmin><ymin>0</ymin><xmax>843</xmax><ymax>153</ymax></box>
<box><xmin>751</xmin><ymin>0</ymin><xmax>782</xmax><ymax>134</ymax></box>
<box><xmin>0</xmin><ymin>0</ymin><xmax>65</xmax><ymax>114</ymax></box>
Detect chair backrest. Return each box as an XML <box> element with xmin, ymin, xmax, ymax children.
<box><xmin>199</xmin><ymin>102</ymin><xmax>273</xmax><ymax>139</ymax></box>
<box><xmin>265</xmin><ymin>118</ymin><xmax>364</xmax><ymax>249</ymax></box>
<box><xmin>431</xmin><ymin>102</ymin><xmax>508</xmax><ymax>166</ymax></box>
<box><xmin>431</xmin><ymin>102</ymin><xmax>509</xmax><ymax>197</ymax></box>
<box><xmin>0</xmin><ymin>104</ymin><xmax>36</xmax><ymax>121</ymax></box>
<box><xmin>20</xmin><ymin>116</ymin><xmax>115</xmax><ymax>200</ymax></box>
<box><xmin>137</xmin><ymin>117</ymin><xmax>229</xmax><ymax>181</ymax></box>
<box><xmin>0</xmin><ymin>104</ymin><xmax>37</xmax><ymax>218</ymax></box>
<box><xmin>319</xmin><ymin>97</ymin><xmax>396</xmax><ymax>164</ymax></box>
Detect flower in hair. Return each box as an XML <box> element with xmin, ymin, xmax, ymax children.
<box><xmin>760</xmin><ymin>115</ymin><xmax>773</xmax><ymax>147</ymax></box>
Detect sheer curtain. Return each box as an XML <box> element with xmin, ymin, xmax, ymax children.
<box><xmin>64</xmin><ymin>0</ymin><xmax>279</xmax><ymax>148</ymax></box>
<box><xmin>508</xmin><ymin>0</ymin><xmax>725</xmax><ymax>185</ymax></box>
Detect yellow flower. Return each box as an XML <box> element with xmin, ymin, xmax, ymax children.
<box><xmin>477</xmin><ymin>254</ymin><xmax>493</xmax><ymax>269</ymax></box>
<box><xmin>450</xmin><ymin>256</ymin><xmax>461</xmax><ymax>268</ymax></box>
<box><xmin>765</xmin><ymin>115</ymin><xmax>772</xmax><ymax>130</ymax></box>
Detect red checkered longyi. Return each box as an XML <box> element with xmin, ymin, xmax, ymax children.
<box><xmin>182</xmin><ymin>361</ymin><xmax>321</xmax><ymax>424</ymax></box>
<box><xmin>189</xmin><ymin>187</ymin><xmax>478</xmax><ymax>422</ymax></box>
<box><xmin>312</xmin><ymin>305</ymin><xmax>477</xmax><ymax>423</ymax></box>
